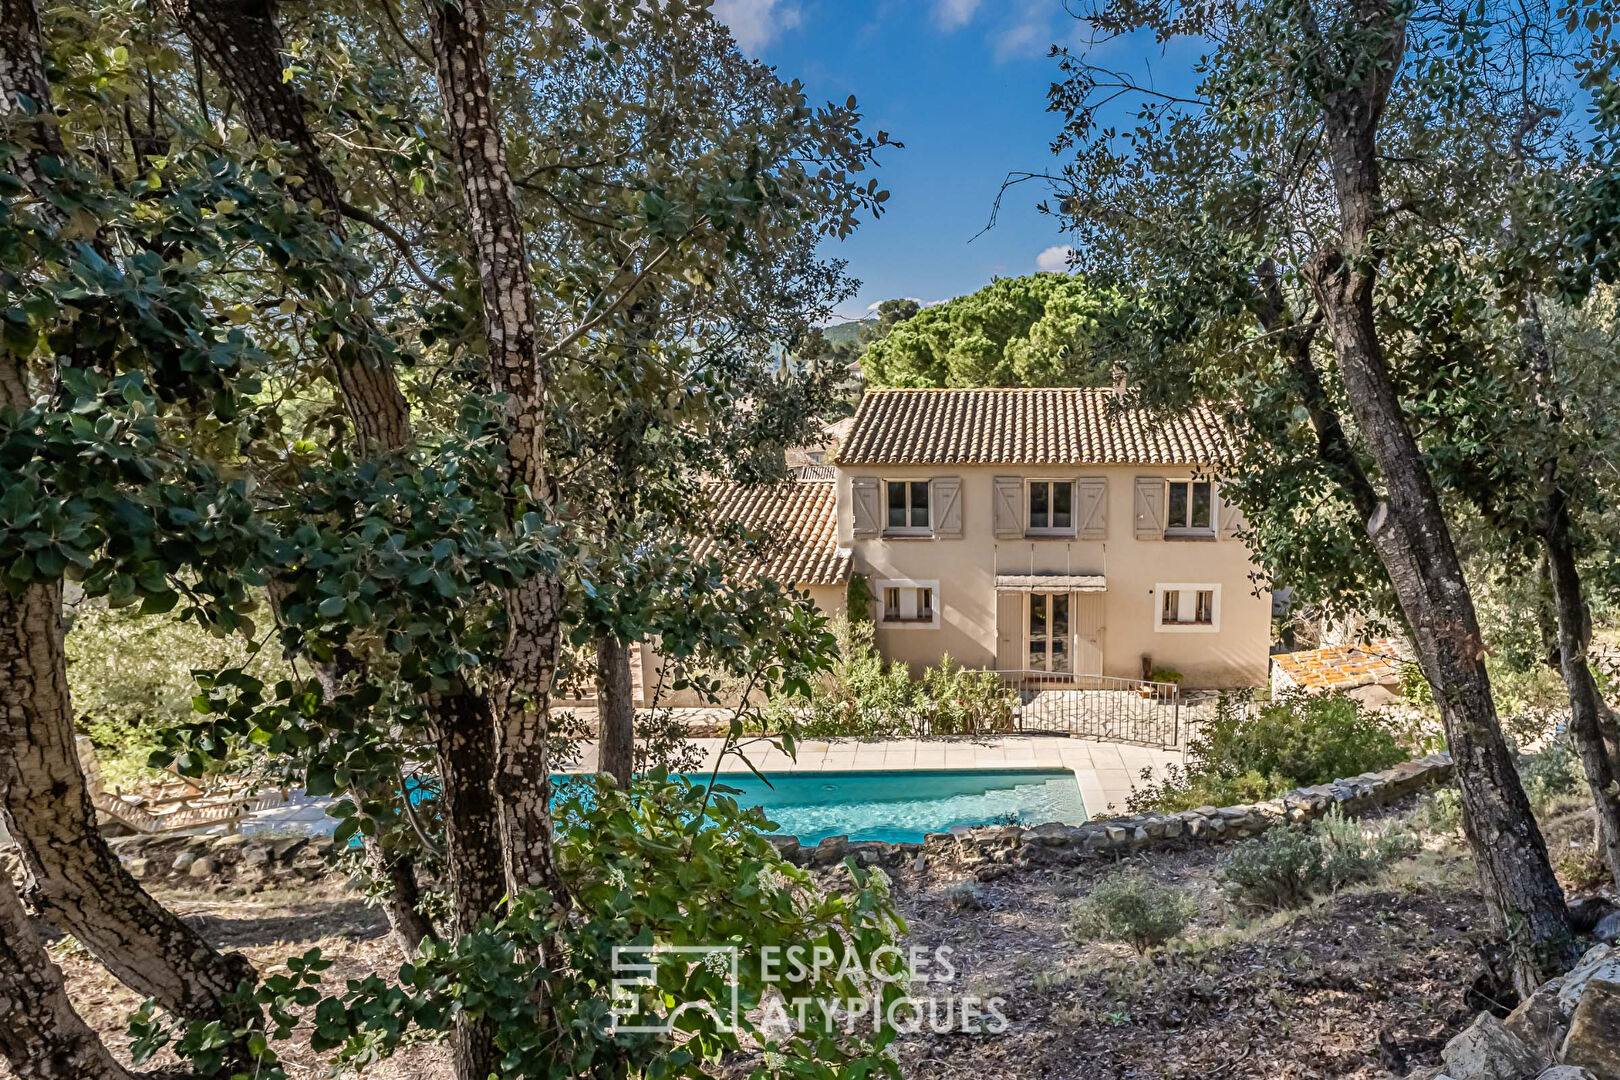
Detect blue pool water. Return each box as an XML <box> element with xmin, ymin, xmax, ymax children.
<box><xmin>690</xmin><ymin>768</ymin><xmax>1088</xmax><ymax>845</ymax></box>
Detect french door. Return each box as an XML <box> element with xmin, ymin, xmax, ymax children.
<box><xmin>1027</xmin><ymin>593</ymin><xmax>1072</xmax><ymax>674</ymax></box>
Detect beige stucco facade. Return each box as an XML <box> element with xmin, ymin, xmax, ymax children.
<box><xmin>835</xmin><ymin>463</ymin><xmax>1271</xmax><ymax>689</ymax></box>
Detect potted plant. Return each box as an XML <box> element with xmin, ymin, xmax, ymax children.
<box><xmin>1141</xmin><ymin>668</ymin><xmax>1183</xmax><ymax>699</ymax></box>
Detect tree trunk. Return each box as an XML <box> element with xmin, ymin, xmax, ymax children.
<box><xmin>0</xmin><ymin>869</ymin><xmax>139</xmax><ymax>1080</ymax></box>
<box><xmin>160</xmin><ymin>0</ymin><xmax>409</xmax><ymax>453</ymax></box>
<box><xmin>362</xmin><ymin>842</ymin><xmax>436</xmax><ymax>958</ymax></box>
<box><xmin>1519</xmin><ymin>302</ymin><xmax>1620</xmax><ymax>885</ymax></box>
<box><xmin>430</xmin><ymin>686</ymin><xmax>506</xmax><ymax>1080</ymax></box>
<box><xmin>1543</xmin><ymin>504</ymin><xmax>1620</xmax><ymax>885</ymax></box>
<box><xmin>0</xmin><ymin>584</ymin><xmax>258</xmax><ymax>1018</ymax></box>
<box><xmin>595</xmin><ymin>636</ymin><xmax>635</xmax><ymax>787</ymax></box>
<box><xmin>1300</xmin><ymin>0</ymin><xmax>1575</xmax><ymax>992</ymax></box>
<box><xmin>421</xmin><ymin>0</ymin><xmax>567</xmax><ymax>904</ymax></box>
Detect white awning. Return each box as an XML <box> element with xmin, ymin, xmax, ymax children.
<box><xmin>994</xmin><ymin>574</ymin><xmax>1106</xmax><ymax>593</ymax></box>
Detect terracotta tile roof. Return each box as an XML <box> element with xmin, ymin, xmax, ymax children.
<box><xmin>691</xmin><ymin>480</ymin><xmax>849</xmax><ymax>586</ymax></box>
<box><xmin>836</xmin><ymin>387</ymin><xmax>1233</xmax><ymax>466</ymax></box>
<box><xmin>1271</xmin><ymin>639</ymin><xmax>1406</xmax><ymax>692</ymax></box>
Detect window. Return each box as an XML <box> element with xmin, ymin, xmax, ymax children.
<box><xmin>1166</xmin><ymin>479</ymin><xmax>1214</xmax><ymax>534</ymax></box>
<box><xmin>885</xmin><ymin>480</ymin><xmax>931</xmax><ymax>534</ymax></box>
<box><xmin>1027</xmin><ymin>480</ymin><xmax>1076</xmax><ymax>534</ymax></box>
<box><xmin>1156</xmin><ymin>583</ymin><xmax>1220</xmax><ymax>632</ymax></box>
<box><xmin>877</xmin><ymin>579</ymin><xmax>940</xmax><ymax>628</ymax></box>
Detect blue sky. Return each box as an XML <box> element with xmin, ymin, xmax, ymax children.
<box><xmin>709</xmin><ymin>0</ymin><xmax>1099</xmax><ymax>324</ymax></box>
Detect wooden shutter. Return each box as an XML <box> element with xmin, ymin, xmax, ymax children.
<box><xmin>1218</xmin><ymin>489</ymin><xmax>1247</xmax><ymax>539</ymax></box>
<box><xmin>851</xmin><ymin>476</ymin><xmax>880</xmax><ymax>537</ymax></box>
<box><xmin>1076</xmin><ymin>477</ymin><xmax>1107</xmax><ymax>540</ymax></box>
<box><xmin>933</xmin><ymin>477</ymin><xmax>963</xmax><ymax>539</ymax></box>
<box><xmin>1134</xmin><ymin>476</ymin><xmax>1165</xmax><ymax>540</ymax></box>
<box><xmin>993</xmin><ymin>476</ymin><xmax>1023</xmax><ymax>539</ymax></box>
<box><xmin>995</xmin><ymin>589</ymin><xmax>1022</xmax><ymax>671</ymax></box>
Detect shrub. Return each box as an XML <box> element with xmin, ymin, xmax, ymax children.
<box><xmin>792</xmin><ymin>618</ymin><xmax>1016</xmax><ymax>738</ymax></box>
<box><xmin>1413</xmin><ymin>787</ymin><xmax>1463</xmax><ymax>835</ymax></box>
<box><xmin>1520</xmin><ymin>738</ymin><xmax>1583</xmax><ymax>813</ymax></box>
<box><xmin>1066</xmin><ymin>870</ymin><xmax>1197</xmax><ymax>953</ymax></box>
<box><xmin>1126</xmin><ymin>689</ymin><xmax>1406</xmax><ymax>813</ymax></box>
<box><xmin>1217</xmin><ymin>808</ymin><xmax>1416</xmax><ymax>913</ymax></box>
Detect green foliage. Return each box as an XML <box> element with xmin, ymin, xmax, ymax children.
<box><xmin>67</xmin><ymin>601</ymin><xmax>283</xmax><ymax>789</ymax></box>
<box><xmin>1126</xmin><ymin>690</ymin><xmax>1407</xmax><ymax>813</ymax></box>
<box><xmin>1217</xmin><ymin>809</ymin><xmax>1418</xmax><ymax>913</ymax></box>
<box><xmin>134</xmin><ymin>775</ymin><xmax>906</xmax><ymax>1079</ymax></box>
<box><xmin>860</xmin><ymin>273</ymin><xmax>1125</xmax><ymax>388</ymax></box>
<box><xmin>1066</xmin><ymin>870</ymin><xmax>1197</xmax><ymax>953</ymax></box>
<box><xmin>1414</xmin><ymin>787</ymin><xmax>1464</xmax><ymax>835</ymax></box>
<box><xmin>788</xmin><ymin>618</ymin><xmax>1016</xmax><ymax>738</ymax></box>
<box><xmin>1520</xmin><ymin>738</ymin><xmax>1584</xmax><ymax>813</ymax></box>
<box><xmin>846</xmin><ymin>572</ymin><xmax>875</xmax><ymax>624</ymax></box>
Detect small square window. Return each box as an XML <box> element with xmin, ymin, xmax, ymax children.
<box><xmin>878</xmin><ymin>581</ymin><xmax>939</xmax><ymax>626</ymax></box>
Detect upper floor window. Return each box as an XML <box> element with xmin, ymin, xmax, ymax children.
<box><xmin>885</xmin><ymin>480</ymin><xmax>931</xmax><ymax>534</ymax></box>
<box><xmin>1166</xmin><ymin>479</ymin><xmax>1214</xmax><ymax>535</ymax></box>
<box><xmin>1027</xmin><ymin>480</ymin><xmax>1075</xmax><ymax>535</ymax></box>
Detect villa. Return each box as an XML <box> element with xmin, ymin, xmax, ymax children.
<box><xmin>644</xmin><ymin>387</ymin><xmax>1271</xmax><ymax>699</ymax></box>
<box><xmin>834</xmin><ymin>388</ymin><xmax>1270</xmax><ymax>689</ymax></box>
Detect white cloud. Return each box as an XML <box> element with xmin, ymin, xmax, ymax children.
<box><xmin>1036</xmin><ymin>245</ymin><xmax>1075</xmax><ymax>272</ymax></box>
<box><xmin>934</xmin><ymin>0</ymin><xmax>981</xmax><ymax>30</ymax></box>
<box><xmin>710</xmin><ymin>0</ymin><xmax>803</xmax><ymax>55</ymax></box>
<box><xmin>993</xmin><ymin>0</ymin><xmax>1054</xmax><ymax>61</ymax></box>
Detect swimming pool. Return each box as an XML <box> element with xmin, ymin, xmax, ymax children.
<box><xmin>269</xmin><ymin>767</ymin><xmax>1088</xmax><ymax>846</ymax></box>
<box><xmin>693</xmin><ymin>768</ymin><xmax>1088</xmax><ymax>845</ymax></box>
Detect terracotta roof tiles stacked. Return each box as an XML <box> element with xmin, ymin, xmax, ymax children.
<box><xmin>1271</xmin><ymin>639</ymin><xmax>1406</xmax><ymax>692</ymax></box>
<box><xmin>836</xmin><ymin>387</ymin><xmax>1234</xmax><ymax>466</ymax></box>
<box><xmin>690</xmin><ymin>480</ymin><xmax>848</xmax><ymax>586</ymax></box>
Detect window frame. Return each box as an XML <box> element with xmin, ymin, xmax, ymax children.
<box><xmin>1155</xmin><ymin>582</ymin><xmax>1220</xmax><ymax>633</ymax></box>
<box><xmin>1163</xmin><ymin>478</ymin><xmax>1217</xmax><ymax>537</ymax></box>
<box><xmin>876</xmin><ymin>578</ymin><xmax>941</xmax><ymax>629</ymax></box>
<box><xmin>1025</xmin><ymin>477</ymin><xmax>1079</xmax><ymax>537</ymax></box>
<box><xmin>883</xmin><ymin>479</ymin><xmax>933</xmax><ymax>537</ymax></box>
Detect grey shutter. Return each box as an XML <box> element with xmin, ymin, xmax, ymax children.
<box><xmin>1218</xmin><ymin>489</ymin><xmax>1247</xmax><ymax>539</ymax></box>
<box><xmin>1076</xmin><ymin>477</ymin><xmax>1107</xmax><ymax>540</ymax></box>
<box><xmin>993</xmin><ymin>476</ymin><xmax>1023</xmax><ymax>539</ymax></box>
<box><xmin>1134</xmin><ymin>476</ymin><xmax>1165</xmax><ymax>540</ymax></box>
<box><xmin>933</xmin><ymin>477</ymin><xmax>963</xmax><ymax>539</ymax></box>
<box><xmin>995</xmin><ymin>590</ymin><xmax>1022</xmax><ymax>670</ymax></box>
<box><xmin>851</xmin><ymin>476</ymin><xmax>880</xmax><ymax>537</ymax></box>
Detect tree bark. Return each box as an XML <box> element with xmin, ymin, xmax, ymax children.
<box><xmin>0</xmin><ymin>0</ymin><xmax>258</xmax><ymax>1029</ymax></box>
<box><xmin>160</xmin><ymin>0</ymin><xmax>409</xmax><ymax>454</ymax></box>
<box><xmin>420</xmin><ymin>0</ymin><xmax>567</xmax><ymax>904</ymax></box>
<box><xmin>430</xmin><ymin>686</ymin><xmax>506</xmax><ymax>1080</ymax></box>
<box><xmin>0</xmin><ymin>583</ymin><xmax>258</xmax><ymax>1018</ymax></box>
<box><xmin>595</xmin><ymin>636</ymin><xmax>635</xmax><ymax>787</ymax></box>
<box><xmin>1299</xmin><ymin>0</ymin><xmax>1575</xmax><ymax>992</ymax></box>
<box><xmin>362</xmin><ymin>842</ymin><xmax>436</xmax><ymax>958</ymax></box>
<box><xmin>0</xmin><ymin>869</ymin><xmax>139</xmax><ymax>1080</ymax></box>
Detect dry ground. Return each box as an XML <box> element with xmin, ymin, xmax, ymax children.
<box><xmin>33</xmin><ymin>798</ymin><xmax>1614</xmax><ymax>1080</ymax></box>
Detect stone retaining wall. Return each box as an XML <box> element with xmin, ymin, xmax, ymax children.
<box><xmin>771</xmin><ymin>752</ymin><xmax>1456</xmax><ymax>873</ymax></box>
